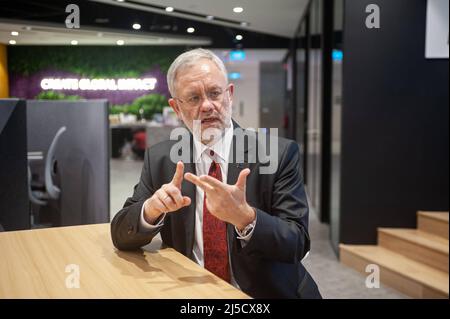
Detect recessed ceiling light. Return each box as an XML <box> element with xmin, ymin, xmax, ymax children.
<box><xmin>132</xmin><ymin>23</ymin><xmax>141</xmax><ymax>30</ymax></box>
<box><xmin>187</xmin><ymin>27</ymin><xmax>195</xmax><ymax>33</ymax></box>
<box><xmin>206</xmin><ymin>15</ymin><xmax>214</xmax><ymax>20</ymax></box>
<box><xmin>71</xmin><ymin>40</ymin><xmax>78</xmax><ymax>45</ymax></box>
<box><xmin>95</xmin><ymin>18</ymin><xmax>109</xmax><ymax>24</ymax></box>
<box><xmin>165</xmin><ymin>7</ymin><xmax>174</xmax><ymax>12</ymax></box>
<box><xmin>9</xmin><ymin>40</ymin><xmax>16</xmax><ymax>45</ymax></box>
<box><xmin>97</xmin><ymin>32</ymin><xmax>103</xmax><ymax>37</ymax></box>
<box><xmin>25</xmin><ymin>26</ymin><xmax>32</xmax><ymax>31</ymax></box>
<box><xmin>240</xmin><ymin>21</ymin><xmax>249</xmax><ymax>27</ymax></box>
<box><xmin>116</xmin><ymin>0</ymin><xmax>125</xmax><ymax>2</ymax></box>
<box><xmin>233</xmin><ymin>7</ymin><xmax>244</xmax><ymax>13</ymax></box>
<box><xmin>235</xmin><ymin>34</ymin><xmax>243</xmax><ymax>41</ymax></box>
<box><xmin>11</xmin><ymin>31</ymin><xmax>19</xmax><ymax>36</ymax></box>
<box><xmin>116</xmin><ymin>40</ymin><xmax>125</xmax><ymax>45</ymax></box>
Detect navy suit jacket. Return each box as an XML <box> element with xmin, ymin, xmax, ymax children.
<box><xmin>111</xmin><ymin>123</ymin><xmax>321</xmax><ymax>299</ymax></box>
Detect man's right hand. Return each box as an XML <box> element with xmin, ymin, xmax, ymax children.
<box><xmin>143</xmin><ymin>161</ymin><xmax>191</xmax><ymax>224</ymax></box>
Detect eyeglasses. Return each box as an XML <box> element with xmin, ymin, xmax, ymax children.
<box><xmin>174</xmin><ymin>86</ymin><xmax>230</xmax><ymax>108</ymax></box>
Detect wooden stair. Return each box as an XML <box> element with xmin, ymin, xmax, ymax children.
<box><xmin>378</xmin><ymin>228</ymin><xmax>448</xmax><ymax>272</ymax></box>
<box><xmin>418</xmin><ymin>211</ymin><xmax>449</xmax><ymax>239</ymax></box>
<box><xmin>340</xmin><ymin>211</ymin><xmax>449</xmax><ymax>299</ymax></box>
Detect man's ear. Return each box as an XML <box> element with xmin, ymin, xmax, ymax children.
<box><xmin>169</xmin><ymin>98</ymin><xmax>181</xmax><ymax>118</ymax></box>
<box><xmin>228</xmin><ymin>83</ymin><xmax>235</xmax><ymax>101</ymax></box>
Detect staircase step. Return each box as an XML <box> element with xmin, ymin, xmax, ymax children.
<box><xmin>340</xmin><ymin>244</ymin><xmax>449</xmax><ymax>299</ymax></box>
<box><xmin>378</xmin><ymin>228</ymin><xmax>449</xmax><ymax>272</ymax></box>
<box><xmin>417</xmin><ymin>211</ymin><xmax>449</xmax><ymax>239</ymax></box>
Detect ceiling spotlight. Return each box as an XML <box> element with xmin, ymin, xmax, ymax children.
<box><xmin>71</xmin><ymin>40</ymin><xmax>78</xmax><ymax>45</ymax></box>
<box><xmin>235</xmin><ymin>34</ymin><xmax>243</xmax><ymax>41</ymax></box>
<box><xmin>206</xmin><ymin>15</ymin><xmax>214</xmax><ymax>20</ymax></box>
<box><xmin>95</xmin><ymin>18</ymin><xmax>109</xmax><ymax>24</ymax></box>
<box><xmin>240</xmin><ymin>21</ymin><xmax>249</xmax><ymax>27</ymax></box>
<box><xmin>116</xmin><ymin>0</ymin><xmax>125</xmax><ymax>2</ymax></box>
<box><xmin>132</xmin><ymin>23</ymin><xmax>141</xmax><ymax>30</ymax></box>
<box><xmin>233</xmin><ymin>7</ymin><xmax>244</xmax><ymax>13</ymax></box>
<box><xmin>116</xmin><ymin>39</ymin><xmax>125</xmax><ymax>45</ymax></box>
<box><xmin>187</xmin><ymin>27</ymin><xmax>195</xmax><ymax>33</ymax></box>
<box><xmin>11</xmin><ymin>31</ymin><xmax>19</xmax><ymax>36</ymax></box>
<box><xmin>165</xmin><ymin>7</ymin><xmax>174</xmax><ymax>12</ymax></box>
<box><xmin>9</xmin><ymin>40</ymin><xmax>16</xmax><ymax>45</ymax></box>
<box><xmin>25</xmin><ymin>26</ymin><xmax>32</xmax><ymax>31</ymax></box>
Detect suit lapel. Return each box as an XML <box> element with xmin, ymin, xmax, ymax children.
<box><xmin>179</xmin><ymin>134</ymin><xmax>197</xmax><ymax>259</ymax></box>
<box><xmin>227</xmin><ymin>120</ymin><xmax>254</xmax><ymax>184</ymax></box>
<box><xmin>227</xmin><ymin>163</ymin><xmax>248</xmax><ymax>248</ymax></box>
<box><xmin>226</xmin><ymin>123</ymin><xmax>254</xmax><ymax>248</ymax></box>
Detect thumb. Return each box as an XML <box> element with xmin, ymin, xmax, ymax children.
<box><xmin>171</xmin><ymin>161</ymin><xmax>184</xmax><ymax>188</ymax></box>
<box><xmin>182</xmin><ymin>196</ymin><xmax>191</xmax><ymax>207</ymax></box>
<box><xmin>235</xmin><ymin>168</ymin><xmax>250</xmax><ymax>190</ymax></box>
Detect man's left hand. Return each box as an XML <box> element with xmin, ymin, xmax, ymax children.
<box><xmin>184</xmin><ymin>168</ymin><xmax>256</xmax><ymax>230</ymax></box>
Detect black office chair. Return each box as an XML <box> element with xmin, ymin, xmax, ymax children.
<box><xmin>28</xmin><ymin>126</ymin><xmax>66</xmax><ymax>227</ymax></box>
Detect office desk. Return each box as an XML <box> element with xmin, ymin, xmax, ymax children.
<box><xmin>0</xmin><ymin>224</ymin><xmax>249</xmax><ymax>299</ymax></box>
<box><xmin>110</xmin><ymin>123</ymin><xmax>178</xmax><ymax>158</ymax></box>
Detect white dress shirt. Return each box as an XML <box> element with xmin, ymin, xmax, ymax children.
<box><xmin>140</xmin><ymin>120</ymin><xmax>256</xmax><ymax>288</ymax></box>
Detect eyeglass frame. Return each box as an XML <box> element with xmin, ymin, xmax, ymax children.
<box><xmin>172</xmin><ymin>85</ymin><xmax>232</xmax><ymax>108</ymax></box>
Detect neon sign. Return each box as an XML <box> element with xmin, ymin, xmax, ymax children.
<box><xmin>40</xmin><ymin>78</ymin><xmax>157</xmax><ymax>91</ymax></box>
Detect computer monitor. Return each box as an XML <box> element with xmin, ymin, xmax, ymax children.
<box><xmin>27</xmin><ymin>100</ymin><xmax>110</xmax><ymax>227</ymax></box>
<box><xmin>0</xmin><ymin>99</ymin><xmax>30</xmax><ymax>231</ymax></box>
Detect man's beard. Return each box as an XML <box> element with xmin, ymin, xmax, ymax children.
<box><xmin>184</xmin><ymin>115</ymin><xmax>230</xmax><ymax>145</ymax></box>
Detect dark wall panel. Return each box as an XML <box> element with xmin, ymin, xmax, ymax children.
<box><xmin>27</xmin><ymin>100</ymin><xmax>110</xmax><ymax>227</ymax></box>
<box><xmin>0</xmin><ymin>99</ymin><xmax>29</xmax><ymax>231</ymax></box>
<box><xmin>338</xmin><ymin>0</ymin><xmax>449</xmax><ymax>245</ymax></box>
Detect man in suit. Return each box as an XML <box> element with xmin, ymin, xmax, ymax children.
<box><xmin>111</xmin><ymin>48</ymin><xmax>321</xmax><ymax>299</ymax></box>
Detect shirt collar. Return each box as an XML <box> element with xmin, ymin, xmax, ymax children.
<box><xmin>193</xmin><ymin>120</ymin><xmax>234</xmax><ymax>163</ymax></box>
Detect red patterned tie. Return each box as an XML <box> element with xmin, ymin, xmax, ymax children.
<box><xmin>203</xmin><ymin>156</ymin><xmax>231</xmax><ymax>283</ymax></box>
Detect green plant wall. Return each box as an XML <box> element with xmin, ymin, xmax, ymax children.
<box><xmin>8</xmin><ymin>46</ymin><xmax>184</xmax><ymax>77</ymax></box>
<box><xmin>8</xmin><ymin>45</ymin><xmax>186</xmax><ymax>119</ymax></box>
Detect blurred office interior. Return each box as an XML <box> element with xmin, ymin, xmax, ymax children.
<box><xmin>0</xmin><ymin>0</ymin><xmax>448</xmax><ymax>298</ymax></box>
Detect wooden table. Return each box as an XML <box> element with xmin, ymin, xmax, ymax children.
<box><xmin>0</xmin><ymin>224</ymin><xmax>249</xmax><ymax>299</ymax></box>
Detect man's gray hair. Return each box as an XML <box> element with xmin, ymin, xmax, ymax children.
<box><xmin>167</xmin><ymin>48</ymin><xmax>228</xmax><ymax>97</ymax></box>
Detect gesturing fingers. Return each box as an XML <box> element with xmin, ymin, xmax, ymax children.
<box><xmin>155</xmin><ymin>189</ymin><xmax>174</xmax><ymax>211</ymax></box>
<box><xmin>184</xmin><ymin>173</ymin><xmax>214</xmax><ymax>192</ymax></box>
<box><xmin>149</xmin><ymin>194</ymin><xmax>168</xmax><ymax>213</ymax></box>
<box><xmin>181</xmin><ymin>196</ymin><xmax>191</xmax><ymax>207</ymax></box>
<box><xmin>162</xmin><ymin>183</ymin><xmax>183</xmax><ymax>207</ymax></box>
<box><xmin>199</xmin><ymin>175</ymin><xmax>227</xmax><ymax>190</ymax></box>
<box><xmin>235</xmin><ymin>168</ymin><xmax>251</xmax><ymax>190</ymax></box>
<box><xmin>171</xmin><ymin>161</ymin><xmax>184</xmax><ymax>189</ymax></box>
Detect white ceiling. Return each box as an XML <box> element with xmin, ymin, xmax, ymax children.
<box><xmin>92</xmin><ymin>0</ymin><xmax>310</xmax><ymax>38</ymax></box>
<box><xmin>0</xmin><ymin>19</ymin><xmax>211</xmax><ymax>46</ymax></box>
